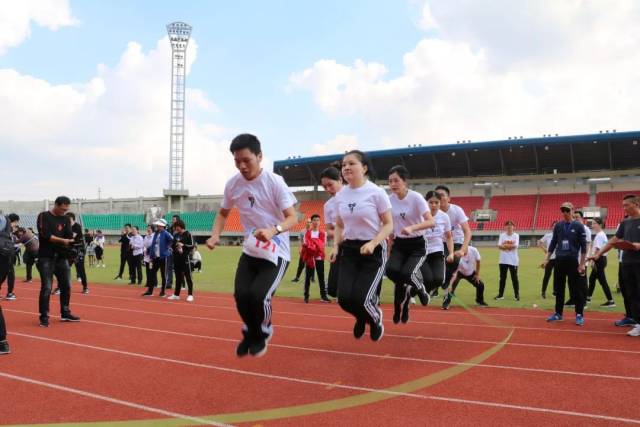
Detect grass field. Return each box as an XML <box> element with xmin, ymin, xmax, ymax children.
<box><xmin>10</xmin><ymin>245</ymin><xmax>624</xmax><ymax>314</ymax></box>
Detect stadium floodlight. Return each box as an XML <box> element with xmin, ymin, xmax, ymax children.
<box><xmin>166</xmin><ymin>21</ymin><xmax>192</xmax><ymax>193</ymax></box>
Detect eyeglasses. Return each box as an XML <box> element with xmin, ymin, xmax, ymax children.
<box><xmin>560</xmin><ymin>207</ymin><xmax>571</xmax><ymax>213</ymax></box>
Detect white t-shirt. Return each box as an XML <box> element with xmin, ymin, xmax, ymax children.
<box><xmin>221</xmin><ymin>170</ymin><xmax>297</xmax><ymax>261</ymax></box>
<box><xmin>336</xmin><ymin>180</ymin><xmax>392</xmax><ymax>241</ymax></box>
<box><xmin>592</xmin><ymin>230</ymin><xmax>608</xmax><ymax>257</ymax></box>
<box><xmin>457</xmin><ymin>246</ymin><xmax>481</xmax><ymax>277</ymax></box>
<box><xmin>498</xmin><ymin>232</ymin><xmax>519</xmax><ymax>266</ymax></box>
<box><xmin>576</xmin><ymin>222</ymin><xmax>591</xmax><ymax>262</ymax></box>
<box><xmin>390</xmin><ymin>190</ymin><xmax>429</xmax><ymax>238</ymax></box>
<box><xmin>324</xmin><ymin>196</ymin><xmax>338</xmax><ymax>227</ymax></box>
<box><xmin>540</xmin><ymin>232</ymin><xmax>556</xmax><ymax>260</ymax></box>
<box><xmin>426</xmin><ymin>210</ymin><xmax>451</xmax><ymax>255</ymax></box>
<box><xmin>443</xmin><ymin>203</ymin><xmax>469</xmax><ymax>245</ymax></box>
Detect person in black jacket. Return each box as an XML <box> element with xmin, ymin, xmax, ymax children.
<box><xmin>66</xmin><ymin>213</ymin><xmax>89</xmax><ymax>294</ymax></box>
<box><xmin>0</xmin><ymin>213</ymin><xmax>19</xmax><ymax>354</ymax></box>
<box><xmin>542</xmin><ymin>202</ymin><xmax>587</xmax><ymax>325</ymax></box>
<box><xmin>114</xmin><ymin>224</ymin><xmax>131</xmax><ymax>280</ymax></box>
<box><xmin>167</xmin><ymin>219</ymin><xmax>195</xmax><ymax>301</ymax></box>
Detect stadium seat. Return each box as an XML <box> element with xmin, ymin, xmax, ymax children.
<box><xmin>534</xmin><ymin>193</ymin><xmax>589</xmax><ymax>229</ymax></box>
<box><xmin>451</xmin><ymin>196</ymin><xmax>484</xmax><ymax>230</ymax></box>
<box><xmin>484</xmin><ymin>195</ymin><xmax>538</xmax><ymax>231</ymax></box>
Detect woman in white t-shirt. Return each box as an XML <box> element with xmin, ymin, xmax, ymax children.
<box><xmin>447</xmin><ymin>245</ymin><xmax>488</xmax><ymax>309</ymax></box>
<box><xmin>330</xmin><ymin>150</ymin><xmax>393</xmax><ymax>342</ymax></box>
<box><xmin>385</xmin><ymin>165</ymin><xmax>434</xmax><ymax>325</ymax></box>
<box><xmin>537</xmin><ymin>221</ymin><xmax>557</xmax><ymax>299</ymax></box>
<box><xmin>206</xmin><ymin>134</ymin><xmax>298</xmax><ymax>358</ymax></box>
<box><xmin>422</xmin><ymin>191</ymin><xmax>454</xmax><ymax>295</ymax></box>
<box><xmin>587</xmin><ymin>218</ymin><xmax>615</xmax><ymax>307</ymax></box>
<box><xmin>320</xmin><ymin>165</ymin><xmax>344</xmax><ymax>298</ymax></box>
<box><xmin>495</xmin><ymin>221</ymin><xmax>520</xmax><ymax>301</ymax></box>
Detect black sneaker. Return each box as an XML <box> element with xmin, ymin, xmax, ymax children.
<box><xmin>320</xmin><ymin>296</ymin><xmax>332</xmax><ymax>303</ymax></box>
<box><xmin>370</xmin><ymin>321</ymin><xmax>384</xmax><ymax>342</ymax></box>
<box><xmin>236</xmin><ymin>337</ymin><xmax>251</xmax><ymax>358</ymax></box>
<box><xmin>494</xmin><ymin>295</ymin><xmax>504</xmax><ymax>301</ymax></box>
<box><xmin>61</xmin><ymin>313</ymin><xmax>81</xmax><ymax>322</ymax></box>
<box><xmin>442</xmin><ymin>293</ymin><xmax>452</xmax><ymax>310</ymax></box>
<box><xmin>541</xmin><ymin>292</ymin><xmax>546</xmax><ymax>299</ymax></box>
<box><xmin>39</xmin><ymin>317</ymin><xmax>49</xmax><ymax>327</ymax></box>
<box><xmin>600</xmin><ymin>301</ymin><xmax>616</xmax><ymax>308</ymax></box>
<box><xmin>82</xmin><ymin>288</ymin><xmax>89</xmax><ymax>294</ymax></box>
<box><xmin>304</xmin><ymin>296</ymin><xmax>309</xmax><ymax>303</ymax></box>
<box><xmin>476</xmin><ymin>300</ymin><xmax>489</xmax><ymax>307</ymax></box>
<box><xmin>417</xmin><ymin>289</ymin><xmax>430</xmax><ymax>306</ymax></box>
<box><xmin>353</xmin><ymin>319</ymin><xmax>366</xmax><ymax>339</ymax></box>
<box><xmin>53</xmin><ymin>288</ymin><xmax>61</xmax><ymax>295</ymax></box>
<box><xmin>393</xmin><ymin>303</ymin><xmax>401</xmax><ymax>324</ymax></box>
<box><xmin>0</xmin><ymin>340</ymin><xmax>9</xmax><ymax>355</ymax></box>
<box><xmin>515</xmin><ymin>295</ymin><xmax>520</xmax><ymax>302</ymax></box>
<box><xmin>291</xmin><ymin>278</ymin><xmax>299</xmax><ymax>283</ymax></box>
<box><xmin>141</xmin><ymin>291</ymin><xmax>153</xmax><ymax>297</ymax></box>
<box><xmin>5</xmin><ymin>293</ymin><xmax>16</xmax><ymax>301</ymax></box>
<box><xmin>401</xmin><ymin>297</ymin><xmax>410</xmax><ymax>324</ymax></box>
<box><xmin>249</xmin><ymin>338</ymin><xmax>268</xmax><ymax>357</ymax></box>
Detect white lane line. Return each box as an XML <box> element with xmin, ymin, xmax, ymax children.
<box><xmin>8</xmin><ymin>332</ymin><xmax>640</xmax><ymax>425</ymax></box>
<box><xmin>0</xmin><ymin>371</ymin><xmax>231</xmax><ymax>426</ymax></box>
<box><xmin>16</xmin><ymin>284</ymin><xmax>623</xmax><ymax>324</ymax></box>
<box><xmin>6</xmin><ymin>309</ymin><xmax>640</xmax><ymax>382</ymax></box>
<box><xmin>13</xmin><ymin>293</ymin><xmax>629</xmax><ymax>337</ymax></box>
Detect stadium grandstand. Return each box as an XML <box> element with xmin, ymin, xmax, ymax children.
<box><xmin>1</xmin><ymin>130</ymin><xmax>638</xmax><ymax>243</ymax></box>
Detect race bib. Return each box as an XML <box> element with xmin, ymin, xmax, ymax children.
<box><xmin>243</xmin><ymin>229</ymin><xmax>281</xmax><ymax>265</ymax></box>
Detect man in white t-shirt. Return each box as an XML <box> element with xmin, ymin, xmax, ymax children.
<box><xmin>495</xmin><ymin>221</ymin><xmax>520</xmax><ymax>301</ymax></box>
<box><xmin>206</xmin><ymin>134</ymin><xmax>298</xmax><ymax>358</ymax></box>
<box><xmin>587</xmin><ymin>218</ymin><xmax>615</xmax><ymax>307</ymax></box>
<box><xmin>443</xmin><ymin>245</ymin><xmax>488</xmax><ymax>309</ymax></box>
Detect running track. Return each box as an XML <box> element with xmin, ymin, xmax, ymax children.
<box><xmin>1</xmin><ymin>282</ymin><xmax>639</xmax><ymax>426</ymax></box>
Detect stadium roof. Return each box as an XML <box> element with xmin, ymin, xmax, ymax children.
<box><xmin>273</xmin><ymin>131</ymin><xmax>640</xmax><ymax>186</ymax></box>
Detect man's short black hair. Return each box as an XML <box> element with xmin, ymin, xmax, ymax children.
<box><xmin>434</xmin><ymin>185</ymin><xmax>450</xmax><ymax>196</ymax></box>
<box><xmin>229</xmin><ymin>133</ymin><xmax>261</xmax><ymax>155</ymax></box>
<box><xmin>388</xmin><ymin>165</ymin><xmax>410</xmax><ymax>181</ymax></box>
<box><xmin>593</xmin><ymin>217</ymin><xmax>604</xmax><ymax>226</ymax></box>
<box><xmin>124</xmin><ymin>223</ymin><xmax>132</xmax><ymax>228</ymax></box>
<box><xmin>54</xmin><ymin>196</ymin><xmax>71</xmax><ymax>206</ymax></box>
<box><xmin>172</xmin><ymin>214</ymin><xmax>180</xmax><ymax>220</ymax></box>
<box><xmin>65</xmin><ymin>212</ymin><xmax>76</xmax><ymax>220</ymax></box>
<box><xmin>574</xmin><ymin>210</ymin><xmax>584</xmax><ymax>218</ymax></box>
<box><xmin>133</xmin><ymin>225</ymin><xmax>139</xmax><ymax>231</ymax></box>
<box><xmin>174</xmin><ymin>219</ymin><xmax>186</xmax><ymax>230</ymax></box>
<box><xmin>7</xmin><ymin>213</ymin><xmax>19</xmax><ymax>223</ymax></box>
<box><xmin>311</xmin><ymin>214</ymin><xmax>320</xmax><ymax>220</ymax></box>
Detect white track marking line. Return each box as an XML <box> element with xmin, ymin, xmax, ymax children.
<box><xmin>0</xmin><ymin>371</ymin><xmax>231</xmax><ymax>426</ymax></box>
<box><xmin>8</xmin><ymin>332</ymin><xmax>640</xmax><ymax>425</ymax></box>
<box><xmin>16</xmin><ymin>284</ymin><xmax>623</xmax><ymax>324</ymax></box>
<box><xmin>11</xmin><ymin>292</ymin><xmax>628</xmax><ymax>336</ymax></box>
<box><xmin>6</xmin><ymin>309</ymin><xmax>640</xmax><ymax>382</ymax></box>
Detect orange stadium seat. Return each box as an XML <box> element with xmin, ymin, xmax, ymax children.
<box><xmin>222</xmin><ymin>208</ymin><xmax>243</xmax><ymax>232</ymax></box>
<box><xmin>484</xmin><ymin>195</ymin><xmax>538</xmax><ymax>231</ymax></box>
<box><xmin>450</xmin><ymin>196</ymin><xmax>484</xmax><ymax>230</ymax></box>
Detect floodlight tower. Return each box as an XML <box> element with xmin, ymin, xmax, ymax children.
<box><xmin>163</xmin><ymin>21</ymin><xmax>192</xmax><ymax>212</ymax></box>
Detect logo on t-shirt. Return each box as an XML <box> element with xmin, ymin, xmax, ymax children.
<box><xmin>57</xmin><ymin>224</ymin><xmax>64</xmax><ymax>232</ymax></box>
<box><xmin>248</xmin><ymin>196</ymin><xmax>256</xmax><ymax>208</ymax></box>
<box><xmin>348</xmin><ymin>203</ymin><xmax>356</xmax><ymax>213</ymax></box>
<box><xmin>400</xmin><ymin>213</ymin><xmax>406</xmax><ymax>220</ymax></box>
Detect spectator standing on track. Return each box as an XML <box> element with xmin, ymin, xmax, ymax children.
<box><xmin>142</xmin><ymin>219</ymin><xmax>173</xmax><ymax>297</ymax></box>
<box><xmin>16</xmin><ymin>227</ymin><xmax>38</xmax><ymax>283</ymax></box>
<box><xmin>538</xmin><ymin>222</ymin><xmax>557</xmax><ymax>299</ymax></box>
<box><xmin>36</xmin><ymin>196</ymin><xmax>81</xmax><ymax>327</ymax></box>
<box><xmin>292</xmin><ymin>218</ymin><xmax>313</xmax><ymax>283</ymax></box>
<box><xmin>66</xmin><ymin>212</ymin><xmax>89</xmax><ymax>294</ymax></box>
<box><xmin>446</xmin><ymin>245</ymin><xmax>488</xmax><ymax>309</ymax></box>
<box><xmin>422</xmin><ymin>191</ymin><xmax>454</xmax><ymax>296</ymax></box>
<box><xmin>434</xmin><ymin>185</ymin><xmax>472</xmax><ymax>309</ymax></box>
<box><xmin>168</xmin><ymin>219</ymin><xmax>195</xmax><ymax>301</ymax></box>
<box><xmin>320</xmin><ymin>165</ymin><xmax>344</xmax><ymax>299</ymax></box>
<box><xmin>544</xmin><ymin>202</ymin><xmax>587</xmax><ymax>326</ymax></box>
<box><xmin>164</xmin><ymin>215</ymin><xmax>180</xmax><ymax>290</ymax></box>
<box><xmin>385</xmin><ymin>165</ymin><xmax>434</xmax><ymax>325</ymax></box>
<box><xmin>330</xmin><ymin>150</ymin><xmax>393</xmax><ymax>342</ymax></box>
<box><xmin>302</xmin><ymin>214</ymin><xmax>330</xmax><ymax>303</ymax></box>
<box><xmin>143</xmin><ymin>225</ymin><xmax>154</xmax><ymax>287</ymax></box>
<box><xmin>495</xmin><ymin>220</ymin><xmax>520</xmax><ymax>301</ymax></box>
<box><xmin>128</xmin><ymin>226</ymin><xmax>144</xmax><ymax>285</ymax></box>
<box><xmin>590</xmin><ymin>194</ymin><xmax>640</xmax><ymax>336</ymax></box>
<box><xmin>0</xmin><ymin>214</ymin><xmax>18</xmax><ymax>354</ymax></box>
<box><xmin>206</xmin><ymin>133</ymin><xmax>298</xmax><ymax>358</ymax></box>
<box><xmin>94</xmin><ymin>230</ymin><xmax>105</xmax><ymax>268</ymax></box>
<box><xmin>587</xmin><ymin>218</ymin><xmax>615</xmax><ymax>307</ymax></box>
<box><xmin>114</xmin><ymin>224</ymin><xmax>131</xmax><ymax>280</ymax></box>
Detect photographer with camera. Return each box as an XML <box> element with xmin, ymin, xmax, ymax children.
<box><xmin>36</xmin><ymin>196</ymin><xmax>81</xmax><ymax>327</ymax></box>
<box><xmin>66</xmin><ymin>212</ymin><xmax>89</xmax><ymax>294</ymax></box>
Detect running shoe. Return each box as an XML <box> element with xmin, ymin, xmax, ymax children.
<box><xmin>600</xmin><ymin>301</ymin><xmax>616</xmax><ymax>308</ymax></box>
<box><xmin>61</xmin><ymin>313</ymin><xmax>80</xmax><ymax>322</ymax></box>
<box><xmin>615</xmin><ymin>317</ymin><xmax>635</xmax><ymax>327</ymax></box>
<box><xmin>0</xmin><ymin>340</ymin><xmax>10</xmax><ymax>355</ymax></box>
<box><xmin>627</xmin><ymin>324</ymin><xmax>640</xmax><ymax>337</ymax></box>
<box><xmin>417</xmin><ymin>289</ymin><xmax>430</xmax><ymax>306</ymax></box>
<box><xmin>321</xmin><ymin>296</ymin><xmax>332</xmax><ymax>303</ymax></box>
<box><xmin>494</xmin><ymin>295</ymin><xmax>504</xmax><ymax>301</ymax></box>
<box><xmin>541</xmin><ymin>292</ymin><xmax>546</xmax><ymax>299</ymax></box>
<box><xmin>53</xmin><ymin>288</ymin><xmax>60</xmax><ymax>295</ymax></box>
<box><xmin>167</xmin><ymin>295</ymin><xmax>180</xmax><ymax>300</ymax></box>
<box><xmin>442</xmin><ymin>293</ymin><xmax>452</xmax><ymax>310</ymax></box>
<box><xmin>5</xmin><ymin>293</ymin><xmax>16</xmax><ymax>301</ymax></box>
<box><xmin>82</xmin><ymin>288</ymin><xmax>89</xmax><ymax>294</ymax></box>
<box><xmin>186</xmin><ymin>295</ymin><xmax>194</xmax><ymax>302</ymax></box>
<box><xmin>353</xmin><ymin>319</ymin><xmax>366</xmax><ymax>339</ymax></box>
<box><xmin>141</xmin><ymin>291</ymin><xmax>153</xmax><ymax>297</ymax></box>
<box><xmin>236</xmin><ymin>332</ymin><xmax>251</xmax><ymax>357</ymax></box>
<box><xmin>39</xmin><ymin>317</ymin><xmax>49</xmax><ymax>327</ymax></box>
<box><xmin>401</xmin><ymin>297</ymin><xmax>410</xmax><ymax>324</ymax></box>
<box><xmin>575</xmin><ymin>314</ymin><xmax>584</xmax><ymax>326</ymax></box>
<box><xmin>249</xmin><ymin>338</ymin><xmax>268</xmax><ymax>357</ymax></box>
<box><xmin>370</xmin><ymin>321</ymin><xmax>384</xmax><ymax>342</ymax></box>
<box><xmin>476</xmin><ymin>300</ymin><xmax>489</xmax><ymax>307</ymax></box>
<box><xmin>546</xmin><ymin>313</ymin><xmax>563</xmax><ymax>322</ymax></box>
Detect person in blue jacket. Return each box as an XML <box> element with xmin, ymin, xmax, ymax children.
<box><xmin>142</xmin><ymin>219</ymin><xmax>174</xmax><ymax>297</ymax></box>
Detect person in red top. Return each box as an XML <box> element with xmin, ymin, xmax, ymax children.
<box><xmin>303</xmin><ymin>214</ymin><xmax>330</xmax><ymax>303</ymax></box>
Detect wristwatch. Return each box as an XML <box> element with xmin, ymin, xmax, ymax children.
<box><xmin>274</xmin><ymin>224</ymin><xmax>283</xmax><ymax>235</ymax></box>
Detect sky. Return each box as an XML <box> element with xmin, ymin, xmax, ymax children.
<box><xmin>1</xmin><ymin>0</ymin><xmax>639</xmax><ymax>200</ymax></box>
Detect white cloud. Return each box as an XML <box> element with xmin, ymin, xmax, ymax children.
<box><xmin>311</xmin><ymin>134</ymin><xmax>359</xmax><ymax>155</ymax></box>
<box><xmin>290</xmin><ymin>1</ymin><xmax>640</xmax><ymax>149</ymax></box>
<box><xmin>0</xmin><ymin>36</ymin><xmax>237</xmax><ymax>200</ymax></box>
<box><xmin>0</xmin><ymin>0</ymin><xmax>77</xmax><ymax>54</ymax></box>
<box><xmin>417</xmin><ymin>2</ymin><xmax>438</xmax><ymax>31</ymax></box>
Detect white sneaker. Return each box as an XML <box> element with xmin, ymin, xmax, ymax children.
<box><xmin>186</xmin><ymin>295</ymin><xmax>194</xmax><ymax>302</ymax></box>
<box><xmin>167</xmin><ymin>295</ymin><xmax>180</xmax><ymax>301</ymax></box>
<box><xmin>627</xmin><ymin>324</ymin><xmax>640</xmax><ymax>337</ymax></box>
